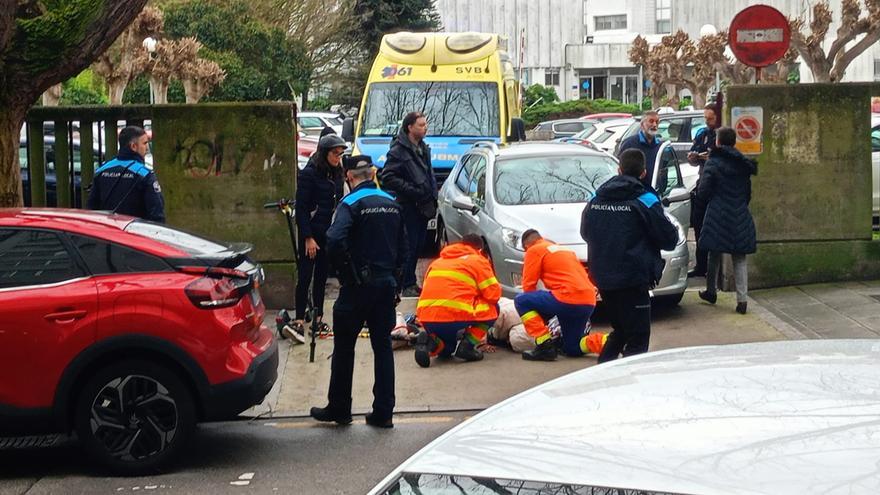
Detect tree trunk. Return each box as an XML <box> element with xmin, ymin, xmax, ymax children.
<box><xmin>109</xmin><ymin>81</ymin><xmax>127</xmax><ymax>104</ymax></box>
<box><xmin>182</xmin><ymin>79</ymin><xmax>205</xmax><ymax>103</ymax></box>
<box><xmin>301</xmin><ymin>86</ymin><xmax>310</xmax><ymax>111</ymax></box>
<box><xmin>0</xmin><ymin>108</ymin><xmax>26</xmax><ymax>207</ymax></box>
<box><xmin>42</xmin><ymin>84</ymin><xmax>63</xmax><ymax>106</ymax></box>
<box><xmin>150</xmin><ymin>78</ymin><xmax>169</xmax><ymax>104</ymax></box>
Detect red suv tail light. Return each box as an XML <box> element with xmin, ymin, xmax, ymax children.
<box><xmin>179</xmin><ymin>266</ymin><xmax>251</xmax><ymax>309</ymax></box>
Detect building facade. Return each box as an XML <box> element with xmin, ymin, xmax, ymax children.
<box><xmin>435</xmin><ymin>0</ymin><xmax>880</xmax><ymax>104</ymax></box>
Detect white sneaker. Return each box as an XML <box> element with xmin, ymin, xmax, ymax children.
<box><xmin>282</xmin><ymin>324</ymin><xmax>306</xmax><ymax>344</ymax></box>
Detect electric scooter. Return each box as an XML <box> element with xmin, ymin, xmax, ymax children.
<box><xmin>264</xmin><ymin>199</ymin><xmax>320</xmax><ymax>363</ymax></box>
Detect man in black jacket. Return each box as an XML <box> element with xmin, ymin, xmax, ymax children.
<box><xmin>580</xmin><ymin>149</ymin><xmax>679</xmax><ymax>362</ymax></box>
<box><xmin>617</xmin><ymin>110</ymin><xmax>662</xmax><ymax>188</ymax></box>
<box><xmin>310</xmin><ymin>155</ymin><xmax>408</xmax><ymax>429</ymax></box>
<box><xmin>379</xmin><ymin>111</ymin><xmax>437</xmax><ymax>297</ymax></box>
<box><xmin>87</xmin><ymin>126</ymin><xmax>165</xmax><ymax>222</ymax></box>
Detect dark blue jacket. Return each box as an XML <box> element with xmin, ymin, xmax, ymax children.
<box><xmin>689</xmin><ymin>126</ymin><xmax>717</xmax><ymax>177</ymax></box>
<box><xmin>379</xmin><ymin>128</ymin><xmax>437</xmax><ymax>212</ymax></box>
<box><xmin>580</xmin><ymin>175</ymin><xmax>679</xmax><ymax>290</ymax></box>
<box><xmin>87</xmin><ymin>150</ymin><xmax>165</xmax><ymax>223</ymax></box>
<box><xmin>618</xmin><ymin>130</ymin><xmax>662</xmax><ymax>188</ymax></box>
<box><xmin>327</xmin><ymin>181</ymin><xmax>408</xmax><ymax>288</ymax></box>
<box><xmin>697</xmin><ymin>146</ymin><xmax>758</xmax><ymax>255</ymax></box>
<box><xmin>294</xmin><ymin>155</ymin><xmax>344</xmax><ymax>239</ymax></box>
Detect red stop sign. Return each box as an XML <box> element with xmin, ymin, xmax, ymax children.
<box><xmin>728</xmin><ymin>5</ymin><xmax>791</xmax><ymax>67</ymax></box>
<box><xmin>735</xmin><ymin>116</ymin><xmax>761</xmax><ymax>141</ymax></box>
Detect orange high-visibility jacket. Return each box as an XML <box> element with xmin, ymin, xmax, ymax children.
<box><xmin>417</xmin><ymin>243</ymin><xmax>501</xmax><ymax>323</ymax></box>
<box><xmin>522</xmin><ymin>239</ymin><xmax>597</xmax><ymax>306</ymax></box>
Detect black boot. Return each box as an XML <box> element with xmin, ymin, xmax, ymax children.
<box><xmin>453</xmin><ymin>338</ymin><xmax>483</xmax><ymax>362</ymax></box>
<box><xmin>736</xmin><ymin>302</ymin><xmax>747</xmax><ymax>314</ymax></box>
<box><xmin>522</xmin><ymin>339</ymin><xmax>558</xmax><ymax>361</ymax></box>
<box><xmin>698</xmin><ymin>290</ymin><xmax>717</xmax><ymax>304</ymax></box>
<box><xmin>365</xmin><ymin>412</ymin><xmax>394</xmax><ymax>428</ymax></box>
<box><xmin>413</xmin><ymin>330</ymin><xmax>436</xmax><ymax>368</ymax></box>
<box><xmin>309</xmin><ymin>406</ymin><xmax>352</xmax><ymax>425</ymax></box>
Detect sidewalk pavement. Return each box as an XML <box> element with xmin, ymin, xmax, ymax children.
<box><xmin>246</xmin><ymin>279</ymin><xmax>880</xmax><ymax>419</ymax></box>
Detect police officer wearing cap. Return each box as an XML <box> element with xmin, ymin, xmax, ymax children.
<box><xmin>310</xmin><ymin>155</ymin><xmax>408</xmax><ymax>429</ymax></box>
<box><xmin>285</xmin><ymin>133</ymin><xmax>346</xmax><ymax>341</ymax></box>
<box><xmin>87</xmin><ymin>126</ymin><xmax>165</xmax><ymax>222</ymax></box>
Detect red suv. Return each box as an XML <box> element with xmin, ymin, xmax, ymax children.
<box><xmin>0</xmin><ymin>209</ymin><xmax>278</xmax><ymax>474</ymax></box>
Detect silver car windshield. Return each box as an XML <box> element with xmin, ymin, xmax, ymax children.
<box><xmin>494</xmin><ymin>154</ymin><xmax>618</xmax><ymax>205</ymax></box>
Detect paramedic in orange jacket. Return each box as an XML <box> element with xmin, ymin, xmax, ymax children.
<box><xmin>515</xmin><ymin>229</ymin><xmax>597</xmax><ymax>361</ymax></box>
<box><xmin>414</xmin><ymin>235</ymin><xmax>501</xmax><ymax>368</ymax></box>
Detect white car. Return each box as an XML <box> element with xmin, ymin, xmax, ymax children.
<box><xmin>578</xmin><ymin>117</ymin><xmax>634</xmax><ymax>153</ymax></box>
<box><xmin>437</xmin><ymin>141</ymin><xmax>691</xmax><ymax>304</ymax></box>
<box><xmin>370</xmin><ymin>339</ymin><xmax>880</xmax><ymax>494</ymax></box>
<box><xmin>297</xmin><ymin>111</ymin><xmax>344</xmax><ymax>136</ymax></box>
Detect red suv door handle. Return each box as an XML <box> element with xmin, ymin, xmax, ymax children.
<box><xmin>44</xmin><ymin>310</ymin><xmax>88</xmax><ymax>323</ymax></box>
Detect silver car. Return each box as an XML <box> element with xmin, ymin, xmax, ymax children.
<box><xmin>369</xmin><ymin>340</ymin><xmax>880</xmax><ymax>495</ymax></box>
<box><xmin>437</xmin><ymin>141</ymin><xmax>691</xmax><ymax>305</ymax></box>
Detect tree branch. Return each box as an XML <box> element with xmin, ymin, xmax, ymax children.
<box><xmin>2</xmin><ymin>0</ymin><xmax>149</xmax><ymax>111</ymax></box>
<box><xmin>831</xmin><ymin>29</ymin><xmax>880</xmax><ymax>81</ymax></box>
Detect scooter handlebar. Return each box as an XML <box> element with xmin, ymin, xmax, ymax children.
<box><xmin>263</xmin><ymin>199</ymin><xmax>295</xmax><ymax>209</ymax></box>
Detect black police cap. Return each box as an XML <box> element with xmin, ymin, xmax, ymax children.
<box><xmin>343</xmin><ymin>154</ymin><xmax>373</xmax><ymax>171</ymax></box>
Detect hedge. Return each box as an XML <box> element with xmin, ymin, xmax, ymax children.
<box><xmin>523</xmin><ymin>98</ymin><xmax>640</xmax><ymax>128</ymax></box>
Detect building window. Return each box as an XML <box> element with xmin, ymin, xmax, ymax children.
<box><xmin>545</xmin><ymin>70</ymin><xmax>560</xmax><ymax>86</ymax></box>
<box><xmin>595</xmin><ymin>14</ymin><xmax>627</xmax><ymax>31</ymax></box>
<box><xmin>874</xmin><ymin>58</ymin><xmax>880</xmax><ymax>81</ymax></box>
<box><xmin>656</xmin><ymin>0</ymin><xmax>672</xmax><ymax>34</ymax></box>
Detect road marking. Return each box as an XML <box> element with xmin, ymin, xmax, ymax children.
<box><xmin>230</xmin><ymin>472</ymin><xmax>255</xmax><ymax>486</ymax></box>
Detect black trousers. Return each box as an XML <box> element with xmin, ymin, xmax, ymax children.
<box><xmin>401</xmin><ymin>206</ymin><xmax>428</xmax><ymax>289</ymax></box>
<box><xmin>691</xmin><ymin>192</ymin><xmax>708</xmax><ymax>274</ymax></box>
<box><xmin>597</xmin><ymin>286</ymin><xmax>652</xmax><ymax>363</ymax></box>
<box><xmin>295</xmin><ymin>231</ymin><xmax>328</xmax><ymax>320</ymax></box>
<box><xmin>327</xmin><ymin>284</ymin><xmax>396</xmax><ymax>418</ymax></box>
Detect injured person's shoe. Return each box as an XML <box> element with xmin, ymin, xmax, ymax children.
<box><xmin>413</xmin><ymin>330</ymin><xmax>435</xmax><ymax>368</ymax></box>
<box><xmin>453</xmin><ymin>338</ymin><xmax>483</xmax><ymax>362</ymax></box>
<box><xmin>522</xmin><ymin>339</ymin><xmax>558</xmax><ymax>361</ymax></box>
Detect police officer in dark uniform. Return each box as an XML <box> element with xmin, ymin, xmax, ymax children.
<box><xmin>310</xmin><ymin>155</ymin><xmax>408</xmax><ymax>429</ymax></box>
<box><xmin>580</xmin><ymin>149</ymin><xmax>679</xmax><ymax>363</ymax></box>
<box><xmin>87</xmin><ymin>126</ymin><xmax>165</xmax><ymax>223</ymax></box>
<box><xmin>687</xmin><ymin>104</ymin><xmax>720</xmax><ymax>277</ymax></box>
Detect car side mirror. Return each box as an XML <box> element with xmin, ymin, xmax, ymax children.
<box><xmin>661</xmin><ymin>187</ymin><xmax>690</xmax><ymax>207</ymax></box>
<box><xmin>452</xmin><ymin>197</ymin><xmax>480</xmax><ymax>215</ymax></box>
<box><xmin>342</xmin><ymin>117</ymin><xmax>355</xmax><ymax>143</ymax></box>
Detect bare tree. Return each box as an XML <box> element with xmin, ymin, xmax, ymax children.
<box><xmin>41</xmin><ymin>83</ymin><xmax>63</xmax><ymax>106</ymax></box>
<box><xmin>92</xmin><ymin>6</ymin><xmax>163</xmax><ymax>104</ymax></box>
<box><xmin>789</xmin><ymin>0</ymin><xmax>880</xmax><ymax>82</ymax></box>
<box><xmin>178</xmin><ymin>40</ymin><xmax>226</xmax><ymax>103</ymax></box>
<box><xmin>1</xmin><ymin>0</ymin><xmax>150</xmax><ymax>207</ymax></box>
<box><xmin>139</xmin><ymin>37</ymin><xmax>201</xmax><ymax>104</ymax></box>
<box><xmin>256</xmin><ymin>0</ymin><xmax>357</xmax><ymax>108</ymax></box>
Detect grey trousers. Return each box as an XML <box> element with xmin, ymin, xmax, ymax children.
<box><xmin>706</xmin><ymin>252</ymin><xmax>748</xmax><ymax>303</ymax></box>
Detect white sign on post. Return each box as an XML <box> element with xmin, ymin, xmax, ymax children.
<box><xmin>731</xmin><ymin>106</ymin><xmax>764</xmax><ymax>155</ymax></box>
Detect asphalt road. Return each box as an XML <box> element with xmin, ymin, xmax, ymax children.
<box><xmin>0</xmin><ymin>411</ymin><xmax>472</xmax><ymax>495</ymax></box>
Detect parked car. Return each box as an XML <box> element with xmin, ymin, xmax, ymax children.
<box><xmin>19</xmin><ymin>136</ymin><xmax>99</xmax><ymax>208</ymax></box>
<box><xmin>0</xmin><ymin>209</ymin><xmax>278</xmax><ymax>474</ymax></box>
<box><xmin>532</xmin><ymin>118</ymin><xmax>598</xmax><ymax>139</ymax></box>
<box><xmin>573</xmin><ymin>118</ymin><xmax>634</xmax><ymax>154</ymax></box>
<box><xmin>616</xmin><ymin>110</ymin><xmax>707</xmax><ymax>191</ymax></box>
<box><xmin>872</xmin><ymin>114</ymin><xmax>879</xmax><ymax>224</ymax></box>
<box><xmin>297</xmin><ymin>111</ymin><xmax>344</xmax><ymax>137</ymax></box>
<box><xmin>437</xmin><ymin>141</ymin><xmax>690</xmax><ymax>304</ymax></box>
<box><xmin>369</xmin><ymin>339</ymin><xmax>880</xmax><ymax>495</ymax></box>
<box><xmin>297</xmin><ymin>134</ymin><xmax>319</xmax><ymax>170</ymax></box>
<box><xmin>580</xmin><ymin>112</ymin><xmax>632</xmax><ymax>122</ymax></box>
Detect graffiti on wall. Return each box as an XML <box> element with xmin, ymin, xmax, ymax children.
<box><xmin>171</xmin><ymin>134</ymin><xmax>284</xmax><ymax>178</ymax></box>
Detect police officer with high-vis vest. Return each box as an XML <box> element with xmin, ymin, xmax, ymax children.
<box><xmin>87</xmin><ymin>126</ymin><xmax>165</xmax><ymax>222</ymax></box>
<box><xmin>310</xmin><ymin>155</ymin><xmax>407</xmax><ymax>429</ymax></box>
<box><xmin>414</xmin><ymin>235</ymin><xmax>501</xmax><ymax>368</ymax></box>
<box><xmin>515</xmin><ymin>229</ymin><xmax>598</xmax><ymax>361</ymax></box>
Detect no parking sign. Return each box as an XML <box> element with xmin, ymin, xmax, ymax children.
<box><xmin>732</xmin><ymin>106</ymin><xmax>763</xmax><ymax>154</ymax></box>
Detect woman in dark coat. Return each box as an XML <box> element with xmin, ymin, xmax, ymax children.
<box><xmin>696</xmin><ymin>127</ymin><xmax>758</xmax><ymax>314</ymax></box>
<box><xmin>287</xmin><ymin>134</ymin><xmax>346</xmax><ymax>340</ymax></box>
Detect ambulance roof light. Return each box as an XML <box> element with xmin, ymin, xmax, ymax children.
<box><xmin>386</xmin><ymin>32</ymin><xmax>427</xmax><ymax>54</ymax></box>
<box><xmin>446</xmin><ymin>32</ymin><xmax>494</xmax><ymax>54</ymax></box>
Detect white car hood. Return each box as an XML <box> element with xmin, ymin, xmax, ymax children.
<box><xmin>494</xmin><ymin>203</ymin><xmax>589</xmax><ymax>248</ymax></box>
<box><xmin>376</xmin><ymin>340</ymin><xmax>880</xmax><ymax>495</ymax></box>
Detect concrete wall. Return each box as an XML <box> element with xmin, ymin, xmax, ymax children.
<box><xmin>726</xmin><ymin>83</ymin><xmax>880</xmax><ymax>288</ymax></box>
<box><xmin>150</xmin><ymin>103</ymin><xmax>297</xmax><ymax>308</ymax></box>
